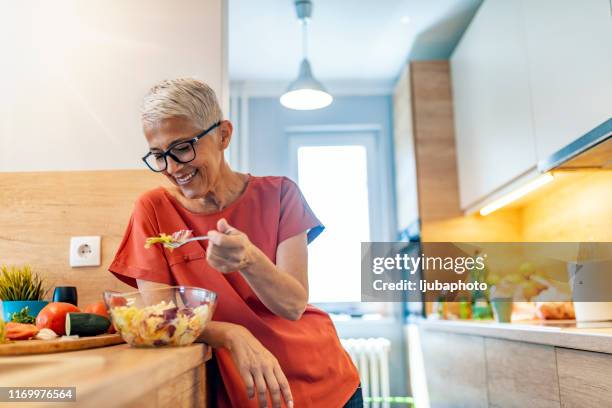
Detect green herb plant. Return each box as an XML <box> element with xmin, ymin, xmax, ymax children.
<box><xmin>11</xmin><ymin>306</ymin><xmax>36</xmax><ymax>324</ymax></box>
<box><xmin>0</xmin><ymin>265</ymin><xmax>48</xmax><ymax>301</ymax></box>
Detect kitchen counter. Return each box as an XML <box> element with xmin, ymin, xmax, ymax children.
<box><xmin>409</xmin><ymin>318</ymin><xmax>612</xmax><ymax>407</ymax></box>
<box><xmin>0</xmin><ymin>343</ymin><xmax>212</xmax><ymax>408</ymax></box>
<box><xmin>418</xmin><ymin>318</ymin><xmax>612</xmax><ymax>354</ymax></box>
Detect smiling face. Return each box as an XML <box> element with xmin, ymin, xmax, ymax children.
<box><xmin>144</xmin><ymin>116</ymin><xmax>232</xmax><ymax>199</ymax></box>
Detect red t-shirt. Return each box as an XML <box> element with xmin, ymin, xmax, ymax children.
<box><xmin>109</xmin><ymin>175</ymin><xmax>360</xmax><ymax>407</ymax></box>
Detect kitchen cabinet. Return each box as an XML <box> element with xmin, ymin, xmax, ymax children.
<box><xmin>417</xmin><ymin>320</ymin><xmax>612</xmax><ymax>408</ymax></box>
<box><xmin>451</xmin><ymin>0</ymin><xmax>612</xmax><ymax>210</ymax></box>
<box><xmin>556</xmin><ymin>347</ymin><xmax>612</xmax><ymax>407</ymax></box>
<box><xmin>393</xmin><ymin>65</ymin><xmax>420</xmax><ymax>231</ymax></box>
<box><xmin>485</xmin><ymin>338</ymin><xmax>560</xmax><ymax>408</ymax></box>
<box><xmin>410</xmin><ymin>61</ymin><xmax>462</xmax><ymax>222</ymax></box>
<box><xmin>522</xmin><ymin>0</ymin><xmax>612</xmax><ymax>161</ymax></box>
<box><xmin>419</xmin><ymin>330</ymin><xmax>488</xmax><ymax>407</ymax></box>
<box><xmin>451</xmin><ymin>0</ymin><xmax>537</xmax><ymax>210</ymax></box>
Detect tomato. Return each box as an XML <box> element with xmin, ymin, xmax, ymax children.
<box><xmin>35</xmin><ymin>302</ymin><xmax>80</xmax><ymax>335</ymax></box>
<box><xmin>6</xmin><ymin>322</ymin><xmax>39</xmax><ymax>340</ymax></box>
<box><xmin>84</xmin><ymin>301</ymin><xmax>109</xmax><ymax>317</ymax></box>
<box><xmin>84</xmin><ymin>301</ymin><xmax>116</xmax><ymax>334</ymax></box>
<box><xmin>109</xmin><ymin>296</ymin><xmax>127</xmax><ymax>307</ymax></box>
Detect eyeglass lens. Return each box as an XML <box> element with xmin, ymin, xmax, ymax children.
<box><xmin>145</xmin><ymin>142</ymin><xmax>196</xmax><ymax>171</ymax></box>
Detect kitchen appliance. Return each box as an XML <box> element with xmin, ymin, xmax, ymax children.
<box><xmin>568</xmin><ymin>259</ymin><xmax>612</xmax><ymax>322</ymax></box>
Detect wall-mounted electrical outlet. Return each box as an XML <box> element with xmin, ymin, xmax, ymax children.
<box><xmin>70</xmin><ymin>236</ymin><xmax>101</xmax><ymax>267</ymax></box>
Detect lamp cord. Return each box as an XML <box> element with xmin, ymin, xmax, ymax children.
<box><xmin>301</xmin><ymin>19</ymin><xmax>308</xmax><ymax>59</ymax></box>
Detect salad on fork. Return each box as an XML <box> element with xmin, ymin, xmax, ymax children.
<box><xmin>145</xmin><ymin>229</ymin><xmax>202</xmax><ymax>250</ymax></box>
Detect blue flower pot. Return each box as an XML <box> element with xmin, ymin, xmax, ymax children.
<box><xmin>1</xmin><ymin>300</ymin><xmax>49</xmax><ymax>322</ymax></box>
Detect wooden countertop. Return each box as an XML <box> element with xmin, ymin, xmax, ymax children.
<box><xmin>0</xmin><ymin>343</ymin><xmax>212</xmax><ymax>408</ymax></box>
<box><xmin>418</xmin><ymin>318</ymin><xmax>612</xmax><ymax>354</ymax></box>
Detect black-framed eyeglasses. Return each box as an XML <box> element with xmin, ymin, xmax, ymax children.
<box><xmin>142</xmin><ymin>121</ymin><xmax>221</xmax><ymax>172</ymax></box>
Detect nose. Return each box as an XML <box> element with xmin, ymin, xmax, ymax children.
<box><xmin>165</xmin><ymin>156</ymin><xmax>183</xmax><ymax>175</ymax></box>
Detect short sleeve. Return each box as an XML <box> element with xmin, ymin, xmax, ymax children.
<box><xmin>108</xmin><ymin>196</ymin><xmax>175</xmax><ymax>288</ymax></box>
<box><xmin>278</xmin><ymin>177</ymin><xmax>324</xmax><ymax>245</ymax></box>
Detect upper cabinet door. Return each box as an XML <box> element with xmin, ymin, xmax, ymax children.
<box><xmin>451</xmin><ymin>0</ymin><xmax>537</xmax><ymax>210</ymax></box>
<box><xmin>522</xmin><ymin>0</ymin><xmax>612</xmax><ymax>161</ymax></box>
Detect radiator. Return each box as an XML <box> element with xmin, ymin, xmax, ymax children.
<box><xmin>340</xmin><ymin>337</ymin><xmax>391</xmax><ymax>408</ymax></box>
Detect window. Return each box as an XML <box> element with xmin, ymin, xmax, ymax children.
<box><xmin>289</xmin><ymin>129</ymin><xmax>385</xmax><ymax>304</ymax></box>
<box><xmin>297</xmin><ymin>145</ymin><xmax>370</xmax><ymax>303</ymax></box>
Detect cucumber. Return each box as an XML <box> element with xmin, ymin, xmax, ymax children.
<box><xmin>65</xmin><ymin>313</ymin><xmax>110</xmax><ymax>337</ymax></box>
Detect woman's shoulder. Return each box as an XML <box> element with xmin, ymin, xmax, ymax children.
<box><xmin>132</xmin><ymin>187</ymin><xmax>170</xmax><ymax>213</ymax></box>
<box><xmin>250</xmin><ymin>175</ymin><xmax>299</xmax><ymax>195</ymax></box>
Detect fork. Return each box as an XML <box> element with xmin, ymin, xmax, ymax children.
<box><xmin>164</xmin><ymin>236</ymin><xmax>210</xmax><ymax>249</ymax></box>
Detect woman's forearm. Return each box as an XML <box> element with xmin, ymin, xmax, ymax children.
<box><xmin>199</xmin><ymin>320</ymin><xmax>296</xmax><ymax>407</ymax></box>
<box><xmin>198</xmin><ymin>321</ymin><xmax>245</xmax><ymax>348</ymax></box>
<box><xmin>240</xmin><ymin>245</ymin><xmax>308</xmax><ymax>321</ymax></box>
<box><xmin>206</xmin><ymin>220</ymin><xmax>309</xmax><ymax>320</ymax></box>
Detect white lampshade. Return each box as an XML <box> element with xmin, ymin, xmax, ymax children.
<box><xmin>280</xmin><ymin>59</ymin><xmax>333</xmax><ymax>110</ymax></box>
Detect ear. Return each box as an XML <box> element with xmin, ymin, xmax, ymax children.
<box><xmin>218</xmin><ymin>120</ymin><xmax>233</xmax><ymax>150</ymax></box>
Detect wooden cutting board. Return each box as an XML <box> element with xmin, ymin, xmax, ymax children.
<box><xmin>0</xmin><ymin>334</ymin><xmax>123</xmax><ymax>356</ymax></box>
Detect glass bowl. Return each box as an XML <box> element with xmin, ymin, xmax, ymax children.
<box><xmin>103</xmin><ymin>286</ymin><xmax>217</xmax><ymax>347</ymax></box>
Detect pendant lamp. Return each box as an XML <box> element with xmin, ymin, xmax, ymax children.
<box><xmin>280</xmin><ymin>0</ymin><xmax>333</xmax><ymax>110</ymax></box>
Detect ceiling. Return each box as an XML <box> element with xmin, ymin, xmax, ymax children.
<box><xmin>229</xmin><ymin>0</ymin><xmax>482</xmax><ymax>82</ymax></box>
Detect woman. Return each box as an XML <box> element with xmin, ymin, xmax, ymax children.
<box><xmin>109</xmin><ymin>78</ymin><xmax>362</xmax><ymax>408</ymax></box>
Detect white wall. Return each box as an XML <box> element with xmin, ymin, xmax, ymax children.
<box><xmin>0</xmin><ymin>0</ymin><xmax>227</xmax><ymax>172</ymax></box>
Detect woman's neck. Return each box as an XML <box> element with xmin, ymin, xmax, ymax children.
<box><xmin>201</xmin><ymin>164</ymin><xmax>248</xmax><ymax>212</ymax></box>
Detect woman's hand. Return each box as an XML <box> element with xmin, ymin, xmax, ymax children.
<box><xmin>226</xmin><ymin>325</ymin><xmax>294</xmax><ymax>408</ymax></box>
<box><xmin>207</xmin><ymin>218</ymin><xmax>254</xmax><ymax>273</ymax></box>
<box><xmin>207</xmin><ymin>218</ymin><xmax>308</xmax><ymax>320</ymax></box>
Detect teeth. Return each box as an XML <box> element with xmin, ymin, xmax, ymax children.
<box><xmin>176</xmin><ymin>170</ymin><xmax>197</xmax><ymax>184</ymax></box>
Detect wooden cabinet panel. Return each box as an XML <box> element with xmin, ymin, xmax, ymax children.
<box><xmin>484</xmin><ymin>338</ymin><xmax>560</xmax><ymax>408</ymax></box>
<box><xmin>521</xmin><ymin>0</ymin><xmax>612</xmax><ymax>161</ymax></box>
<box><xmin>420</xmin><ymin>329</ymin><xmax>488</xmax><ymax>408</ymax></box>
<box><xmin>416</xmin><ymin>324</ymin><xmax>612</xmax><ymax>408</ymax></box>
<box><xmin>411</xmin><ymin>61</ymin><xmax>462</xmax><ymax>221</ymax></box>
<box><xmin>451</xmin><ymin>0</ymin><xmax>537</xmax><ymax>209</ymax></box>
<box><xmin>125</xmin><ymin>366</ymin><xmax>207</xmax><ymax>408</ymax></box>
<box><xmin>556</xmin><ymin>347</ymin><xmax>612</xmax><ymax>408</ymax></box>
<box><xmin>157</xmin><ymin>366</ymin><xmax>206</xmax><ymax>408</ymax></box>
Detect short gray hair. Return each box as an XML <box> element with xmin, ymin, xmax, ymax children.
<box><xmin>141</xmin><ymin>78</ymin><xmax>223</xmax><ymax>129</ymax></box>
